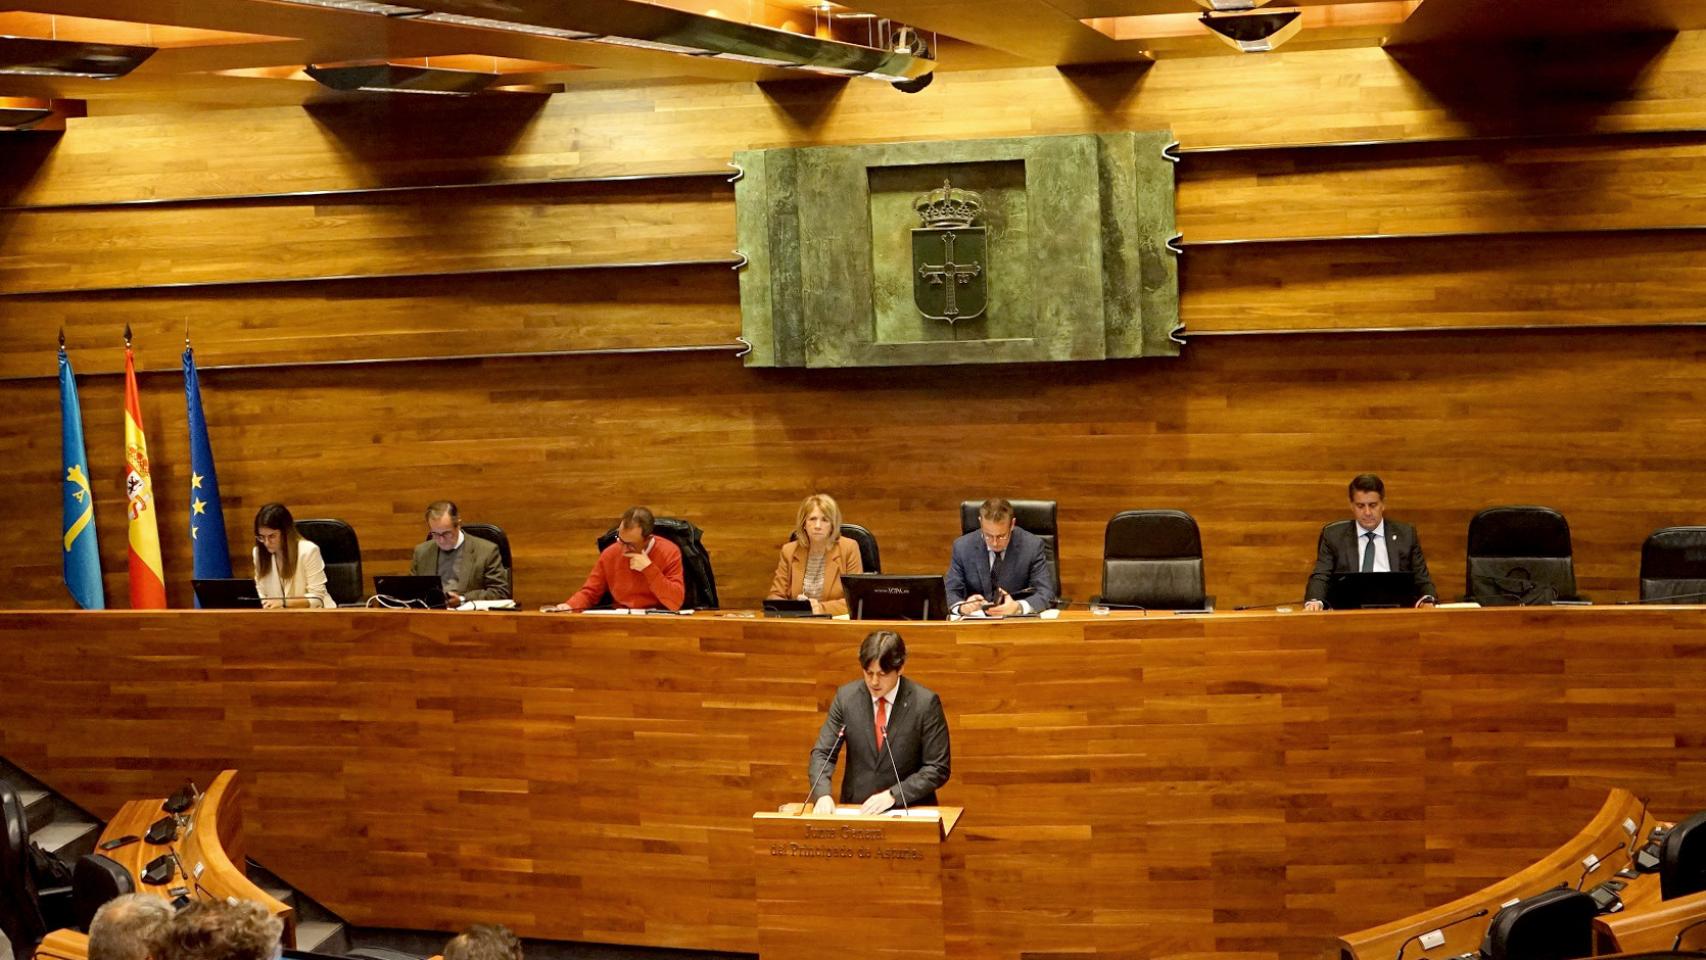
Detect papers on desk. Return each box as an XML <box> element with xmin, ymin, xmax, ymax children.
<box><xmin>581</xmin><ymin>608</ymin><xmax>696</xmax><ymax>616</ymax></box>
<box><xmin>825</xmin><ymin>805</ymin><xmax>941</xmax><ymax>819</ymax></box>
<box><xmin>458</xmin><ymin>599</ymin><xmax>517</xmax><ymax>611</ymax></box>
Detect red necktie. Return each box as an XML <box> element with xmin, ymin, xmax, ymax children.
<box><xmin>875</xmin><ymin>697</ymin><xmax>888</xmax><ymax>752</ymax></box>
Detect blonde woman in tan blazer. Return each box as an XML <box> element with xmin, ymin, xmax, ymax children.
<box><xmin>767</xmin><ymin>493</ymin><xmax>864</xmax><ymax>616</ymax></box>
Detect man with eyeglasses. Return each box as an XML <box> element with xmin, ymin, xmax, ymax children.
<box><xmin>542</xmin><ymin>506</ymin><xmax>686</xmax><ymax>613</ymax></box>
<box><xmin>408</xmin><ymin>501</ymin><xmax>511</xmax><ymax>609</ymax></box>
<box><xmin>944</xmin><ymin>497</ymin><xmax>1056</xmax><ymax>617</ymax></box>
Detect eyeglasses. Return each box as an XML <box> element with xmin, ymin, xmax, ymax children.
<box><xmin>429</xmin><ymin>528</ymin><xmax>460</xmax><ymax>541</ymax></box>
<box><xmin>981</xmin><ymin>531</ymin><xmax>1013</xmax><ymax>546</ymax></box>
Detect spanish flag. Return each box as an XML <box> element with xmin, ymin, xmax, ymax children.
<box><xmin>123</xmin><ymin>329</ymin><xmax>167</xmax><ymax>609</ymax></box>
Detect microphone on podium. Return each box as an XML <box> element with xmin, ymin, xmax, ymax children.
<box><xmin>799</xmin><ymin>725</ymin><xmax>845</xmax><ymax>815</ymax></box>
<box><xmin>881</xmin><ymin>724</ymin><xmax>910</xmax><ymax>814</ymax></box>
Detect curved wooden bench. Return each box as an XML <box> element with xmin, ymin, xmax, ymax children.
<box><xmin>1340</xmin><ymin>789</ymin><xmax>1661</xmax><ymax>960</ymax></box>
<box><xmin>92</xmin><ymin>770</ymin><xmax>295</xmax><ymax>946</ymax></box>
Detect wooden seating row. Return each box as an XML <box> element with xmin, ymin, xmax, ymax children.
<box><xmin>31</xmin><ymin>771</ymin><xmax>294</xmax><ymax>960</ymax></box>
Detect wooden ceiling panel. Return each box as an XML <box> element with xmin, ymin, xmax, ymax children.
<box><xmin>1390</xmin><ymin>0</ymin><xmax>1706</xmax><ymax>46</ymax></box>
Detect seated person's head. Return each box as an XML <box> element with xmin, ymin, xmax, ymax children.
<box><xmin>153</xmin><ymin>900</ymin><xmax>282</xmax><ymax>960</ymax></box>
<box><xmin>444</xmin><ymin>924</ymin><xmax>522</xmax><ymax>960</ymax></box>
<box><xmin>89</xmin><ymin>893</ymin><xmax>173</xmax><ymax>960</ymax></box>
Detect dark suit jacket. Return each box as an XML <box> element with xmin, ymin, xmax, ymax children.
<box><xmin>409</xmin><ymin>532</ymin><xmax>511</xmax><ymax>601</ymax></box>
<box><xmin>808</xmin><ymin>676</ymin><xmax>950</xmax><ymax>807</ymax></box>
<box><xmin>944</xmin><ymin>525</ymin><xmax>1056</xmax><ymax>611</ymax></box>
<box><xmin>1304</xmin><ymin>518</ymin><xmax>1436</xmax><ymax>604</ymax></box>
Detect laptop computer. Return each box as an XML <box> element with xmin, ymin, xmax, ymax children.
<box><xmin>762</xmin><ymin>598</ymin><xmax>824</xmax><ymax>618</ymax></box>
<box><xmin>372</xmin><ymin>574</ymin><xmax>447</xmax><ymax>609</ymax></box>
<box><xmin>1325</xmin><ymin>572</ymin><xmax>1418</xmax><ymax>610</ymax></box>
<box><xmin>191</xmin><ymin>578</ymin><xmax>262</xmax><ymax>610</ymax></box>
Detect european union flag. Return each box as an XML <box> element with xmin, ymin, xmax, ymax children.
<box><xmin>183</xmin><ymin>345</ymin><xmax>232</xmax><ymax>595</ymax></box>
<box><xmin>59</xmin><ymin>343</ymin><xmax>104</xmax><ymax>609</ymax></box>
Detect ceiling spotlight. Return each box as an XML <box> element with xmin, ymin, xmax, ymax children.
<box><xmin>1192</xmin><ymin>0</ymin><xmax>1274</xmax><ymax>9</ymax></box>
<box><xmin>1199</xmin><ymin>9</ymin><xmax>1302</xmax><ymax>52</ymax></box>
<box><xmin>892</xmin><ymin>26</ymin><xmax>930</xmax><ymax>58</ymax></box>
<box><xmin>891</xmin><ymin>71</ymin><xmax>932</xmax><ymax>94</ymax></box>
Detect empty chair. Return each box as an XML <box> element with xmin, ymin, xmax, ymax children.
<box><xmin>789</xmin><ymin>523</ymin><xmax>882</xmax><ymax>575</ymax></box>
<box><xmin>960</xmin><ymin>499</ymin><xmax>1060</xmax><ymax>600</ymax></box>
<box><xmin>1097</xmin><ymin>510</ymin><xmax>1211</xmax><ymax>611</ymax></box>
<box><xmin>71</xmin><ymin>853</ymin><xmax>132</xmax><ymax>932</ymax></box>
<box><xmin>1477</xmin><ymin>888</ymin><xmax>1596</xmax><ymax>960</ymax></box>
<box><xmin>1464</xmin><ymin>506</ymin><xmax>1580</xmax><ymax>604</ymax></box>
<box><xmin>460</xmin><ymin>522</ymin><xmax>514</xmax><ymax>592</ymax></box>
<box><xmin>597</xmin><ymin>516</ymin><xmax>719</xmax><ymax>609</ymax></box>
<box><xmin>1</xmin><ymin>781</ymin><xmax>48</xmax><ymax>954</ymax></box>
<box><xmin>294</xmin><ymin>518</ymin><xmax>363</xmax><ymax>607</ymax></box>
<box><xmin>1661</xmin><ymin>809</ymin><xmax>1706</xmax><ymax>900</ymax></box>
<box><xmin>1640</xmin><ymin>527</ymin><xmax>1706</xmax><ymax>603</ymax></box>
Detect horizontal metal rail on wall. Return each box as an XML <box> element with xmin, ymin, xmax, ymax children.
<box><xmin>1175</xmin><ymin>126</ymin><xmax>1706</xmax><ymax>157</ymax></box>
<box><xmin>1177</xmin><ymin>222</ymin><xmax>1706</xmax><ymax>248</ymax></box>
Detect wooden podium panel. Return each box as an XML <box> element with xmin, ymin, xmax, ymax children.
<box><xmin>753</xmin><ymin>808</ymin><xmax>962</xmax><ymax>960</ymax></box>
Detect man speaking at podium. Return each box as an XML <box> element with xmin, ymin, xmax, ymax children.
<box><xmin>807</xmin><ymin>630</ymin><xmax>951</xmax><ymax>815</ymax></box>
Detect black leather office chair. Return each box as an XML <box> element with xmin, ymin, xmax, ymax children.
<box><xmin>295</xmin><ymin>518</ymin><xmax>363</xmax><ymax>607</ymax></box>
<box><xmin>788</xmin><ymin>523</ymin><xmax>881</xmax><ymax>575</ymax></box>
<box><xmin>1096</xmin><ymin>510</ymin><xmax>1211</xmax><ymax>610</ymax></box>
<box><xmin>1640</xmin><ymin>527</ymin><xmax>1706</xmax><ymax>603</ymax></box>
<box><xmin>1477</xmin><ymin>888</ymin><xmax>1596</xmax><ymax>960</ymax></box>
<box><xmin>1661</xmin><ymin>810</ymin><xmax>1706</xmax><ymax>900</ymax></box>
<box><xmin>596</xmin><ymin>517</ymin><xmax>719</xmax><ymax>609</ymax></box>
<box><xmin>460</xmin><ymin>522</ymin><xmax>513</xmax><ymax>592</ymax></box>
<box><xmin>1</xmin><ymin>781</ymin><xmax>48</xmax><ymax>954</ymax></box>
<box><xmin>71</xmin><ymin>853</ymin><xmax>133</xmax><ymax>932</ymax></box>
<box><xmin>1464</xmin><ymin>506</ymin><xmax>1580</xmax><ymax>604</ymax></box>
<box><xmin>960</xmin><ymin>500</ymin><xmax>1060</xmax><ymax>601</ymax></box>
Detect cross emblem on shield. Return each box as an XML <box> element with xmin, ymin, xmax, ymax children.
<box><xmin>913</xmin><ymin>227</ymin><xmax>987</xmax><ymax>323</ymax></box>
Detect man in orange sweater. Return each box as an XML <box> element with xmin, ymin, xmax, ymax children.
<box><xmin>543</xmin><ymin>506</ymin><xmax>687</xmax><ymax>612</ymax></box>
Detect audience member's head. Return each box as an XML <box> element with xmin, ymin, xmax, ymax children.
<box><xmin>89</xmin><ymin>893</ymin><xmax>173</xmax><ymax>960</ymax></box>
<box><xmin>443</xmin><ymin>924</ymin><xmax>523</xmax><ymax>960</ymax></box>
<box><xmin>153</xmin><ymin>900</ymin><xmax>282</xmax><ymax>960</ymax></box>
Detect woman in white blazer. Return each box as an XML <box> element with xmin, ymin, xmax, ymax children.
<box><xmin>251</xmin><ymin>502</ymin><xmax>334</xmax><ymax>609</ymax></box>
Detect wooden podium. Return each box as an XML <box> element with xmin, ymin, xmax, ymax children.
<box><xmin>752</xmin><ymin>806</ymin><xmax>965</xmax><ymax>960</ymax></box>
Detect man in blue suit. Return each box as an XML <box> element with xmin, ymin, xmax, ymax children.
<box><xmin>945</xmin><ymin>497</ymin><xmax>1057</xmax><ymax>617</ymax></box>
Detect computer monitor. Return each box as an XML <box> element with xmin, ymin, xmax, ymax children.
<box><xmin>191</xmin><ymin>579</ymin><xmax>262</xmax><ymax>610</ymax></box>
<box><xmin>1325</xmin><ymin>572</ymin><xmax>1418</xmax><ymax>610</ymax></box>
<box><xmin>842</xmin><ymin>574</ymin><xmax>949</xmax><ymax>621</ymax></box>
<box><xmin>372</xmin><ymin>575</ymin><xmax>447</xmax><ymax>609</ymax></box>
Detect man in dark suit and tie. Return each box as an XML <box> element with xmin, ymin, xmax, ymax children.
<box><xmin>808</xmin><ymin>630</ymin><xmax>951</xmax><ymax>815</ymax></box>
<box><xmin>945</xmin><ymin>497</ymin><xmax>1057</xmax><ymax>617</ymax></box>
<box><xmin>1304</xmin><ymin>473</ymin><xmax>1437</xmax><ymax>610</ymax></box>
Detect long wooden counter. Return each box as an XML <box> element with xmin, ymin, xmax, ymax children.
<box><xmin>3</xmin><ymin>606</ymin><xmax>1705</xmax><ymax>960</ymax></box>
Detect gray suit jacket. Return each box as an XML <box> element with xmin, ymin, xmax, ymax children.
<box><xmin>944</xmin><ymin>525</ymin><xmax>1056</xmax><ymax>611</ymax></box>
<box><xmin>808</xmin><ymin>676</ymin><xmax>950</xmax><ymax>807</ymax></box>
<box><xmin>1304</xmin><ymin>518</ymin><xmax>1436</xmax><ymax>604</ymax></box>
<box><xmin>409</xmin><ymin>533</ymin><xmax>511</xmax><ymax>601</ymax></box>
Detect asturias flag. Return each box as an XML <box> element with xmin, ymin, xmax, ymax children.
<box><xmin>183</xmin><ymin>344</ymin><xmax>232</xmax><ymax>593</ymax></box>
<box><xmin>58</xmin><ymin>342</ymin><xmax>104</xmax><ymax>609</ymax></box>
<box><xmin>123</xmin><ymin>335</ymin><xmax>167</xmax><ymax>608</ymax></box>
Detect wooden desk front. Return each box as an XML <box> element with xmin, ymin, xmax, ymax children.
<box><xmin>3</xmin><ymin>606</ymin><xmax>1705</xmax><ymax>960</ymax></box>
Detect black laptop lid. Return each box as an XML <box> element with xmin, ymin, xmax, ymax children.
<box><xmin>191</xmin><ymin>579</ymin><xmax>262</xmax><ymax>610</ymax></box>
<box><xmin>372</xmin><ymin>575</ymin><xmax>446</xmax><ymax>608</ymax></box>
<box><xmin>1325</xmin><ymin>572</ymin><xmax>1417</xmax><ymax>609</ymax></box>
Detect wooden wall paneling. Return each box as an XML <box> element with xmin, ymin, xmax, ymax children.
<box><xmin>6</xmin><ymin>328</ymin><xmax>1706</xmax><ymax>613</ymax></box>
<box><xmin>11</xmin><ymin>34</ymin><xmax>1706</xmax><ymax>208</ymax></box>
<box><xmin>1177</xmin><ymin>230</ymin><xmax>1706</xmax><ymax>333</ymax></box>
<box><xmin>1175</xmin><ymin>134</ymin><xmax>1706</xmax><ymax>243</ymax></box>
<box><xmin>0</xmin><ymin>264</ymin><xmax>742</xmax><ymax>380</ymax></box>
<box><xmin>3</xmin><ymin>609</ymin><xmax>1706</xmax><ymax>960</ymax></box>
<box><xmin>0</xmin><ymin>178</ymin><xmax>735</xmax><ymax>295</ymax></box>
